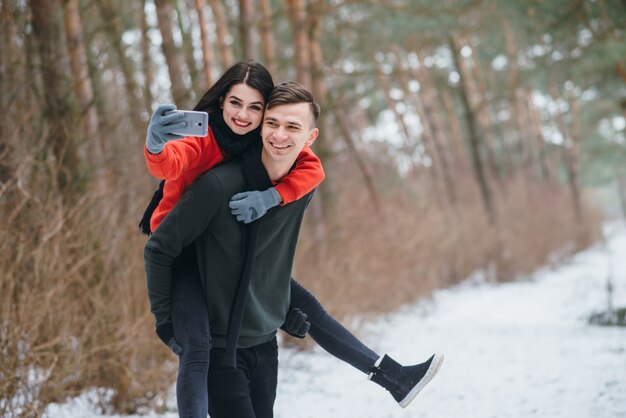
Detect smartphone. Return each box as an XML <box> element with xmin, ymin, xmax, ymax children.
<box><xmin>166</xmin><ymin>110</ymin><xmax>209</xmax><ymax>137</ymax></box>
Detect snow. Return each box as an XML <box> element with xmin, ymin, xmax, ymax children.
<box><xmin>44</xmin><ymin>224</ymin><xmax>626</xmax><ymax>418</ymax></box>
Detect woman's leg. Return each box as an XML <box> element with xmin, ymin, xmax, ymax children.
<box><xmin>288</xmin><ymin>278</ymin><xmax>378</xmax><ymax>374</ymax></box>
<box><xmin>288</xmin><ymin>278</ymin><xmax>443</xmax><ymax>408</ymax></box>
<box><xmin>171</xmin><ymin>245</ymin><xmax>212</xmax><ymax>418</ymax></box>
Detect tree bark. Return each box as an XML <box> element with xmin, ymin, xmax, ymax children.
<box><xmin>154</xmin><ymin>0</ymin><xmax>192</xmax><ymax>107</ymax></box>
<box><xmin>618</xmin><ymin>175</ymin><xmax>626</xmax><ymax>222</ymax></box>
<box><xmin>209</xmin><ymin>0</ymin><xmax>235</xmax><ymax>69</ymax></box>
<box><xmin>31</xmin><ymin>0</ymin><xmax>80</xmax><ymax>192</ymax></box>
<box><xmin>523</xmin><ymin>89</ymin><xmax>552</xmax><ymax>181</ymax></box>
<box><xmin>63</xmin><ymin>0</ymin><xmax>103</xmax><ymax>170</ymax></box>
<box><xmin>450</xmin><ymin>36</ymin><xmax>496</xmax><ymax>224</ymax></box>
<box><xmin>140</xmin><ymin>0</ymin><xmax>155</xmax><ymax>114</ymax></box>
<box><xmin>550</xmin><ymin>81</ymin><xmax>582</xmax><ymax>220</ymax></box>
<box><xmin>95</xmin><ymin>0</ymin><xmax>143</xmax><ymax>128</ymax></box>
<box><xmin>238</xmin><ymin>0</ymin><xmax>257</xmax><ymax>60</ymax></box>
<box><xmin>567</xmin><ymin>91</ymin><xmax>582</xmax><ymax>220</ymax></box>
<box><xmin>285</xmin><ymin>0</ymin><xmax>312</xmax><ymax>88</ymax></box>
<box><xmin>308</xmin><ymin>0</ymin><xmax>339</xmax><ymax>236</ymax></box>
<box><xmin>465</xmin><ymin>50</ymin><xmax>505</xmax><ymax>189</ymax></box>
<box><xmin>259</xmin><ymin>0</ymin><xmax>276</xmax><ymax>74</ymax></box>
<box><xmin>439</xmin><ymin>87</ymin><xmax>470</xmax><ymax>173</ymax></box>
<box><xmin>194</xmin><ymin>0</ymin><xmax>216</xmax><ymax>89</ymax></box>
<box><xmin>334</xmin><ymin>95</ymin><xmax>381</xmax><ymax>212</ymax></box>
<box><xmin>175</xmin><ymin>0</ymin><xmax>200</xmax><ymax>95</ymax></box>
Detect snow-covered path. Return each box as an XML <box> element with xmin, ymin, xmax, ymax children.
<box><xmin>45</xmin><ymin>224</ymin><xmax>626</xmax><ymax>418</ymax></box>
<box><xmin>275</xmin><ymin>225</ymin><xmax>626</xmax><ymax>418</ymax></box>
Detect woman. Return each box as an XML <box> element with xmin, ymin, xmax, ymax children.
<box><xmin>142</xmin><ymin>60</ymin><xmax>443</xmax><ymax>417</ymax></box>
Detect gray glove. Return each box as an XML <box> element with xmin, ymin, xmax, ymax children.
<box><xmin>168</xmin><ymin>337</ymin><xmax>182</xmax><ymax>356</ymax></box>
<box><xmin>229</xmin><ymin>187</ymin><xmax>281</xmax><ymax>224</ymax></box>
<box><xmin>145</xmin><ymin>104</ymin><xmax>186</xmax><ymax>154</ymax></box>
<box><xmin>280</xmin><ymin>308</ymin><xmax>310</xmax><ymax>338</ymax></box>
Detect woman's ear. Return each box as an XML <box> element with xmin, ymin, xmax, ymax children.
<box><xmin>219</xmin><ymin>96</ymin><xmax>224</xmax><ymax>109</ymax></box>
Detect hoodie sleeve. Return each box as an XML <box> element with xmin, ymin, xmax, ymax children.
<box><xmin>273</xmin><ymin>146</ymin><xmax>325</xmax><ymax>205</ymax></box>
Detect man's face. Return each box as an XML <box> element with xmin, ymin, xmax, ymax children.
<box><xmin>261</xmin><ymin>103</ymin><xmax>319</xmax><ymax>165</ymax></box>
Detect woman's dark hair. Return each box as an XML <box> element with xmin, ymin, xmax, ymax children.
<box><xmin>193</xmin><ymin>60</ymin><xmax>274</xmax><ymax>113</ymax></box>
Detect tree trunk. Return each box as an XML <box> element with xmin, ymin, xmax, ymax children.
<box><xmin>466</xmin><ymin>51</ymin><xmax>505</xmax><ymax>189</ymax></box>
<box><xmin>450</xmin><ymin>36</ymin><xmax>496</xmax><ymax>224</ymax></box>
<box><xmin>259</xmin><ymin>0</ymin><xmax>276</xmax><ymax>74</ymax></box>
<box><xmin>524</xmin><ymin>89</ymin><xmax>552</xmax><ymax>181</ymax></box>
<box><xmin>238</xmin><ymin>0</ymin><xmax>257</xmax><ymax>60</ymax></box>
<box><xmin>550</xmin><ymin>81</ymin><xmax>582</xmax><ymax>220</ymax></box>
<box><xmin>154</xmin><ymin>0</ymin><xmax>192</xmax><ymax>107</ymax></box>
<box><xmin>308</xmin><ymin>0</ymin><xmax>339</xmax><ymax>236</ymax></box>
<box><xmin>285</xmin><ymin>0</ymin><xmax>312</xmax><ymax>88</ymax></box>
<box><xmin>95</xmin><ymin>0</ymin><xmax>143</xmax><ymax>128</ymax></box>
<box><xmin>63</xmin><ymin>0</ymin><xmax>103</xmax><ymax>171</ymax></box>
<box><xmin>502</xmin><ymin>17</ymin><xmax>529</xmax><ymax>173</ymax></box>
<box><xmin>335</xmin><ymin>94</ymin><xmax>381</xmax><ymax>212</ymax></box>
<box><xmin>194</xmin><ymin>0</ymin><xmax>216</xmax><ymax>89</ymax></box>
<box><xmin>618</xmin><ymin>175</ymin><xmax>626</xmax><ymax>222</ymax></box>
<box><xmin>140</xmin><ymin>0</ymin><xmax>155</xmax><ymax>114</ymax></box>
<box><xmin>175</xmin><ymin>0</ymin><xmax>200</xmax><ymax>95</ymax></box>
<box><xmin>410</xmin><ymin>50</ymin><xmax>459</xmax><ymax>205</ymax></box>
<box><xmin>209</xmin><ymin>0</ymin><xmax>235</xmax><ymax>69</ymax></box>
<box><xmin>373</xmin><ymin>61</ymin><xmax>419</xmax><ymax>165</ymax></box>
<box><xmin>567</xmin><ymin>91</ymin><xmax>582</xmax><ymax>220</ymax></box>
<box><xmin>31</xmin><ymin>0</ymin><xmax>80</xmax><ymax>192</ymax></box>
<box><xmin>439</xmin><ymin>87</ymin><xmax>470</xmax><ymax>173</ymax></box>
<box><xmin>0</xmin><ymin>0</ymin><xmax>17</xmax><ymax>184</ymax></box>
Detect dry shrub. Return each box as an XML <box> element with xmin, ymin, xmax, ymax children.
<box><xmin>0</xmin><ymin>115</ymin><xmax>175</xmax><ymax>415</ymax></box>
<box><xmin>293</xmin><ymin>156</ymin><xmax>603</xmax><ymax>323</ymax></box>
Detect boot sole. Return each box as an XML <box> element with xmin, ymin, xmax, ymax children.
<box><xmin>399</xmin><ymin>353</ymin><xmax>444</xmax><ymax>408</ymax></box>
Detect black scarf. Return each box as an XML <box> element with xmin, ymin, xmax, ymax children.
<box><xmin>221</xmin><ymin>141</ymin><xmax>273</xmax><ymax>368</ymax></box>
<box><xmin>208</xmin><ymin>110</ymin><xmax>261</xmax><ymax>158</ymax></box>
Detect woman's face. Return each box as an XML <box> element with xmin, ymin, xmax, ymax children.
<box><xmin>221</xmin><ymin>83</ymin><xmax>265</xmax><ymax>135</ymax></box>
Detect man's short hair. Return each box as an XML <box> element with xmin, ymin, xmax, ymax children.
<box><xmin>266</xmin><ymin>81</ymin><xmax>321</xmax><ymax>126</ymax></box>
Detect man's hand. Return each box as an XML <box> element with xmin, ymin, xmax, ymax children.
<box><xmin>229</xmin><ymin>187</ymin><xmax>281</xmax><ymax>224</ymax></box>
<box><xmin>156</xmin><ymin>322</ymin><xmax>182</xmax><ymax>355</ymax></box>
<box><xmin>280</xmin><ymin>307</ymin><xmax>310</xmax><ymax>338</ymax></box>
<box><xmin>145</xmin><ymin>104</ymin><xmax>186</xmax><ymax>154</ymax></box>
<box><xmin>168</xmin><ymin>337</ymin><xmax>183</xmax><ymax>355</ymax></box>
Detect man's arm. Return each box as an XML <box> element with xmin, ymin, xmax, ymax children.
<box><xmin>144</xmin><ymin>173</ymin><xmax>221</xmax><ymax>343</ymax></box>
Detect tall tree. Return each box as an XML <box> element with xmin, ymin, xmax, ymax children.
<box><xmin>259</xmin><ymin>0</ymin><xmax>276</xmax><ymax>74</ymax></box>
<box><xmin>140</xmin><ymin>0</ymin><xmax>155</xmax><ymax>113</ymax></box>
<box><xmin>285</xmin><ymin>0</ymin><xmax>312</xmax><ymax>88</ymax></box>
<box><xmin>95</xmin><ymin>0</ymin><xmax>143</xmax><ymax>128</ymax></box>
<box><xmin>209</xmin><ymin>0</ymin><xmax>235</xmax><ymax>69</ymax></box>
<box><xmin>450</xmin><ymin>36</ymin><xmax>496</xmax><ymax>224</ymax></box>
<box><xmin>194</xmin><ymin>0</ymin><xmax>216</xmax><ymax>89</ymax></box>
<box><xmin>30</xmin><ymin>0</ymin><xmax>80</xmax><ymax>192</ymax></box>
<box><xmin>175</xmin><ymin>0</ymin><xmax>200</xmax><ymax>95</ymax></box>
<box><xmin>154</xmin><ymin>0</ymin><xmax>192</xmax><ymax>107</ymax></box>
<box><xmin>238</xmin><ymin>0</ymin><xmax>257</xmax><ymax>60</ymax></box>
<box><xmin>63</xmin><ymin>0</ymin><xmax>103</xmax><ymax>171</ymax></box>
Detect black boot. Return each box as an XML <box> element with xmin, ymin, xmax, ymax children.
<box><xmin>368</xmin><ymin>353</ymin><xmax>444</xmax><ymax>408</ymax></box>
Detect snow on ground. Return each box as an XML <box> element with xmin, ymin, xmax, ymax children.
<box><xmin>45</xmin><ymin>224</ymin><xmax>626</xmax><ymax>418</ymax></box>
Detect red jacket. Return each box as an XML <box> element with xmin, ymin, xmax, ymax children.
<box><xmin>145</xmin><ymin>127</ymin><xmax>324</xmax><ymax>232</ymax></box>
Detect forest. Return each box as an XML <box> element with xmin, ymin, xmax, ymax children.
<box><xmin>1</xmin><ymin>0</ymin><xmax>625</xmax><ymax>415</ymax></box>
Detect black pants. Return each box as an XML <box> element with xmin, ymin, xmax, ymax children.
<box><xmin>207</xmin><ymin>338</ymin><xmax>279</xmax><ymax>418</ymax></box>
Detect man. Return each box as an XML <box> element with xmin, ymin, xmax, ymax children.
<box><xmin>144</xmin><ymin>81</ymin><xmax>320</xmax><ymax>417</ymax></box>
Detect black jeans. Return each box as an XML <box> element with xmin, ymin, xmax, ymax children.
<box><xmin>207</xmin><ymin>338</ymin><xmax>278</xmax><ymax>418</ymax></box>
<box><xmin>171</xmin><ymin>245</ymin><xmax>212</xmax><ymax>418</ymax></box>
